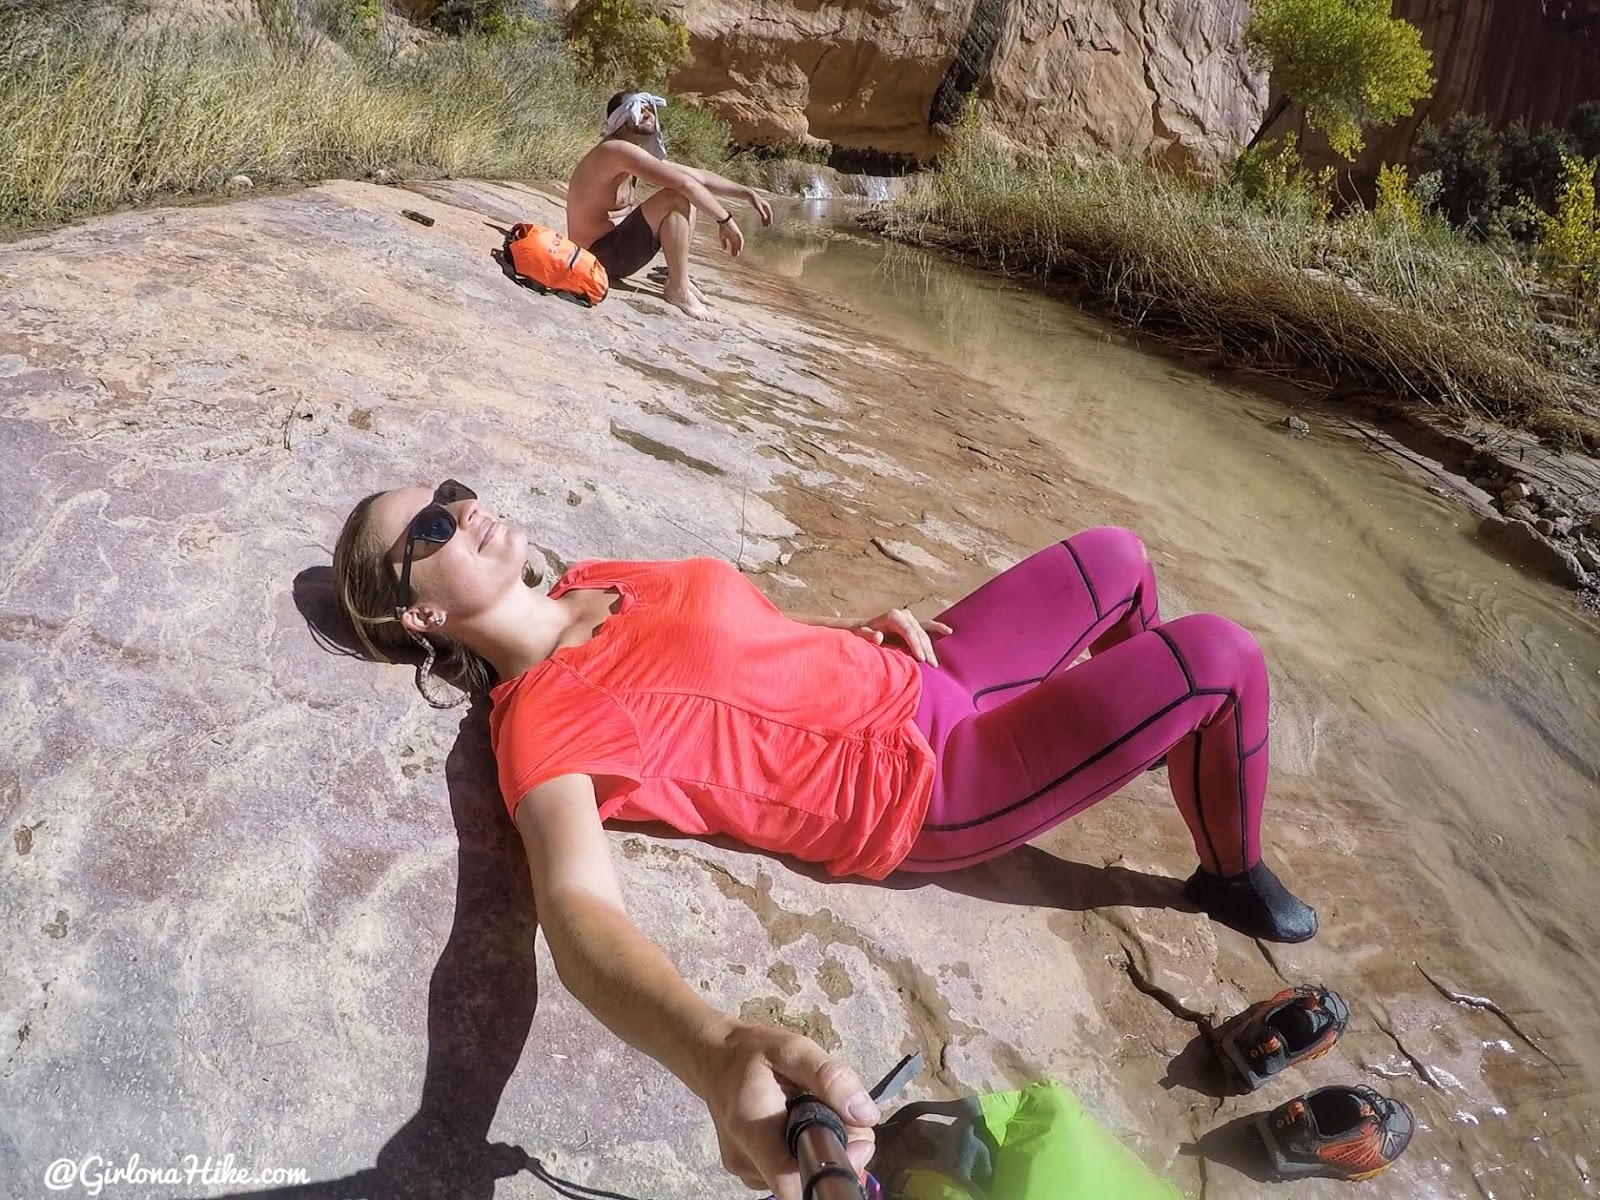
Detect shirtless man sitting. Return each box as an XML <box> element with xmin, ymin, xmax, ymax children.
<box><xmin>566</xmin><ymin>91</ymin><xmax>773</xmax><ymax>320</ymax></box>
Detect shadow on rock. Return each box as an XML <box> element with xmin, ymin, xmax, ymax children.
<box><xmin>884</xmin><ymin>845</ymin><xmax>1191</xmax><ymax>915</ymax></box>
<box><xmin>1160</xmin><ymin>1028</ymin><xmax>1238</xmax><ymax>1099</ymax></box>
<box><xmin>196</xmin><ymin>702</ymin><xmax>544</xmax><ymax>1200</ymax></box>
<box><xmin>631</xmin><ymin>830</ymin><xmax>1189</xmax><ymax>918</ymax></box>
<box><xmin>1181</xmin><ymin>1110</ymin><xmax>1279</xmax><ymax>1185</ymax></box>
<box><xmin>293</xmin><ymin>565</ymin><xmax>371</xmax><ymax>660</ymax></box>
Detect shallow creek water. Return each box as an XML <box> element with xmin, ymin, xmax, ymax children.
<box><xmin>743</xmin><ymin>207</ymin><xmax>1600</xmax><ymax>1194</ymax></box>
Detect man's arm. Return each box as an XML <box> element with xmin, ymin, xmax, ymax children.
<box><xmin>599</xmin><ymin>141</ymin><xmax>734</xmax><ymax>220</ymax></box>
<box><xmin>679</xmin><ymin>165</ymin><xmax>776</xmax><ymax>226</ymax></box>
<box><xmin>513</xmin><ymin>773</ymin><xmax>877</xmax><ymax>1199</ymax></box>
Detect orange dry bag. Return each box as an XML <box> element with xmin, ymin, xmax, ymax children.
<box><xmin>502</xmin><ymin>223</ymin><xmax>609</xmax><ymax>307</ymax></box>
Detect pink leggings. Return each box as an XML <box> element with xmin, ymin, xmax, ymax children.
<box><xmin>903</xmin><ymin>527</ymin><xmax>1268</xmax><ymax>877</ymax></box>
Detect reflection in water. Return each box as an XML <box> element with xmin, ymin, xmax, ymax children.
<box><xmin>747</xmin><ymin>210</ymin><xmax>1600</xmax><ymax>1184</ymax></box>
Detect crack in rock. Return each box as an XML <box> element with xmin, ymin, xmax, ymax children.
<box><xmin>1415</xmin><ymin>961</ymin><xmax>1564</xmax><ymax>1073</ymax></box>
<box><xmin>1372</xmin><ymin>1014</ymin><xmax>1446</xmax><ymax>1091</ymax></box>
<box><xmin>1121</xmin><ymin>948</ymin><xmax>1212</xmax><ymax>1032</ymax></box>
<box><xmin>1252</xmin><ymin>937</ymin><xmax>1291</xmax><ymax>985</ymax></box>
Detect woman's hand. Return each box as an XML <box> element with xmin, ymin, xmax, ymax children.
<box><xmin>696</xmin><ymin>1019</ymin><xmax>878</xmax><ymax>1200</ymax></box>
<box><xmin>853</xmin><ymin>609</ymin><xmax>952</xmax><ymax>667</ymax></box>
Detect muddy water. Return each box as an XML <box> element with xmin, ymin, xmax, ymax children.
<box><xmin>745</xmin><ymin>212</ymin><xmax>1600</xmax><ymax>1192</ymax></box>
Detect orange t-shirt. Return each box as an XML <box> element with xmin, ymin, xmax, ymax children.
<box><xmin>487</xmin><ymin>558</ymin><xmax>935</xmax><ymax>879</ymax></box>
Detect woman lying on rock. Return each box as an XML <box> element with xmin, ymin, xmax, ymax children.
<box><xmin>333</xmin><ymin>479</ymin><xmax>1318</xmax><ymax>1199</ymax></box>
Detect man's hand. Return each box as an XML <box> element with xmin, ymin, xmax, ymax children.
<box><xmin>853</xmin><ymin>609</ymin><xmax>952</xmax><ymax>667</ymax></box>
<box><xmin>719</xmin><ymin>216</ymin><xmax>745</xmax><ymax>257</ymax></box>
<box><xmin>746</xmin><ymin>188</ymin><xmax>775</xmax><ymax>227</ymax></box>
<box><xmin>697</xmin><ymin>1019</ymin><xmax>878</xmax><ymax>1199</ymax></box>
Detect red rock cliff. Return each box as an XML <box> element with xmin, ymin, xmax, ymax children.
<box><xmin>645</xmin><ymin>0</ymin><xmax>1269</xmax><ymax>171</ymax></box>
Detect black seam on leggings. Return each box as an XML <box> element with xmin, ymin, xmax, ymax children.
<box><xmin>906</xmin><ymin>754</ymin><xmax>1163</xmax><ymax>865</ymax></box>
<box><xmin>923</xmin><ymin>685</ymin><xmax>1232</xmax><ymax>831</ymax></box>
<box><xmin>1154</xmin><ymin>627</ymin><xmax>1195</xmax><ymax>691</ymax></box>
<box><xmin>1243</xmin><ymin>734</ymin><xmax>1268</xmax><ymax>757</ymax></box>
<box><xmin>1232</xmin><ymin>702</ymin><xmax>1249</xmax><ymax>868</ymax></box>
<box><xmin>1153</xmin><ymin>626</ymin><xmax>1223</xmax><ymax>872</ymax></box>
<box><xmin>1062</xmin><ymin>538</ymin><xmax>1102</xmax><ymax>620</ymax></box>
<box><xmin>966</xmin><ymin>588</ymin><xmax>1140</xmax><ymax>704</ymax></box>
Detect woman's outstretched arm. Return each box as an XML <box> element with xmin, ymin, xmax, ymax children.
<box><xmin>513</xmin><ymin>774</ymin><xmax>878</xmax><ymax>1200</ymax></box>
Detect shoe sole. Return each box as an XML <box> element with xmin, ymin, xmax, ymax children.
<box><xmin>1254</xmin><ymin>1115</ymin><xmax>1393</xmax><ymax>1182</ymax></box>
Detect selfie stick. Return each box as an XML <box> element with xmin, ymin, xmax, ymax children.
<box><xmin>784</xmin><ymin>1094</ymin><xmax>866</xmax><ymax>1200</ymax></box>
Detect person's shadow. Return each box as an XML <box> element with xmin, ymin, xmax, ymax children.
<box><xmin>195</xmin><ymin>569</ymin><xmax>561</xmax><ymax>1199</ymax></box>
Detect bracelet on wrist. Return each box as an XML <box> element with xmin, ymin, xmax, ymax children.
<box><xmin>716</xmin><ymin>213</ymin><xmax>734</xmax><ymax>225</ymax></box>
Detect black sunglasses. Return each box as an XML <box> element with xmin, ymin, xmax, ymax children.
<box><xmin>393</xmin><ymin>479</ymin><xmax>476</xmax><ymax>615</ymax></box>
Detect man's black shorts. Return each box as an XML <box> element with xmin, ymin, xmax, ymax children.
<box><xmin>590</xmin><ymin>208</ymin><xmax>660</xmax><ymax>281</ymax></box>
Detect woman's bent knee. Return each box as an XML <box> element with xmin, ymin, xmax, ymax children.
<box><xmin>1161</xmin><ymin>612</ymin><xmax>1265</xmax><ymax>685</ymax></box>
<box><xmin>1067</xmin><ymin>526</ymin><xmax>1147</xmax><ymax>562</ymax></box>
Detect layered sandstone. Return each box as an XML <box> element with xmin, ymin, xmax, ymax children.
<box><xmin>625</xmin><ymin>0</ymin><xmax>1269</xmax><ymax>170</ymax></box>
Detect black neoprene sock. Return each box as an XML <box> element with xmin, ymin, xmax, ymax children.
<box><xmin>1185</xmin><ymin>859</ymin><xmax>1318</xmax><ymax>944</ymax></box>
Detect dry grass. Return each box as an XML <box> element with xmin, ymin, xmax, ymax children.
<box><xmin>873</xmin><ymin>130</ymin><xmax>1600</xmax><ymax>447</ymax></box>
<box><xmin>0</xmin><ymin>1</ymin><xmax>734</xmax><ymax>235</ymax></box>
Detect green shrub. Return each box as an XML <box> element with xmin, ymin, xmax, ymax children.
<box><xmin>559</xmin><ymin>0</ymin><xmax>690</xmax><ymax>90</ymax></box>
<box><xmin>1498</xmin><ymin>120</ymin><xmax>1573</xmax><ymax>212</ymax></box>
<box><xmin>1374</xmin><ymin>161</ymin><xmax>1421</xmax><ymax>227</ymax></box>
<box><xmin>428</xmin><ymin>0</ymin><xmax>536</xmax><ymax>39</ymax></box>
<box><xmin>661</xmin><ymin>100</ymin><xmax>736</xmax><ymax>172</ymax></box>
<box><xmin>1418</xmin><ymin>112</ymin><xmax>1501</xmax><ymax>236</ymax></box>
<box><xmin>1226</xmin><ymin>134</ymin><xmax>1334</xmax><ymax>221</ymax></box>
<box><xmin>1536</xmin><ymin>153</ymin><xmax>1600</xmax><ymax>301</ymax></box>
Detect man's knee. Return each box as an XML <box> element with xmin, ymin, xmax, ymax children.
<box><xmin>647</xmin><ymin>188</ymin><xmax>692</xmax><ymax>220</ymax></box>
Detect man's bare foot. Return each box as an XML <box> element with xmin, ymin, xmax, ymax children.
<box><xmin>663</xmin><ymin>282</ymin><xmax>713</xmax><ymax>320</ymax></box>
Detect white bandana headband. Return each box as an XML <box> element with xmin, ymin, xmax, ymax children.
<box><xmin>602</xmin><ymin>92</ymin><xmax>668</xmax><ymax>159</ymax></box>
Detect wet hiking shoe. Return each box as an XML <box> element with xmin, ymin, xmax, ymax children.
<box><xmin>1255</xmin><ymin>1085</ymin><xmax>1415</xmax><ymax>1181</ymax></box>
<box><xmin>1216</xmin><ymin>985</ymin><xmax>1349</xmax><ymax>1091</ymax></box>
<box><xmin>1185</xmin><ymin>858</ymin><xmax>1318</xmax><ymax>943</ymax></box>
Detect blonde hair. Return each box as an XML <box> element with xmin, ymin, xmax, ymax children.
<box><xmin>332</xmin><ymin>491</ymin><xmax>541</xmax><ymax>708</ymax></box>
